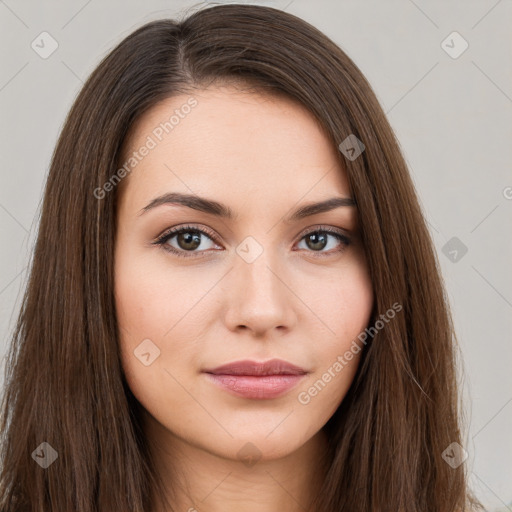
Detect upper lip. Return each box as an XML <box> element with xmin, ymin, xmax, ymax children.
<box><xmin>203</xmin><ymin>359</ymin><xmax>308</xmax><ymax>376</ymax></box>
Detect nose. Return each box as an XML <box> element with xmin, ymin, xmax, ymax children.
<box><xmin>223</xmin><ymin>250</ymin><xmax>297</xmax><ymax>336</ymax></box>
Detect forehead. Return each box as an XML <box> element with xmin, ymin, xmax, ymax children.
<box><xmin>118</xmin><ymin>84</ymin><xmax>351</xmax><ymax>214</ymax></box>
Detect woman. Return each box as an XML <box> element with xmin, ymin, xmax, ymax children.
<box><xmin>0</xmin><ymin>3</ymin><xmax>482</xmax><ymax>511</ymax></box>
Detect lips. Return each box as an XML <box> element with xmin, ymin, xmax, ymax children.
<box><xmin>203</xmin><ymin>359</ymin><xmax>308</xmax><ymax>376</ymax></box>
<box><xmin>202</xmin><ymin>359</ymin><xmax>308</xmax><ymax>399</ymax></box>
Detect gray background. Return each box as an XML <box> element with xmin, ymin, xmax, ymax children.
<box><xmin>0</xmin><ymin>0</ymin><xmax>511</xmax><ymax>509</ymax></box>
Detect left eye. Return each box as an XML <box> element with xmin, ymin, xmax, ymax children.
<box><xmin>154</xmin><ymin>225</ymin><xmax>351</xmax><ymax>258</ymax></box>
<box><xmin>296</xmin><ymin>230</ymin><xmax>350</xmax><ymax>254</ymax></box>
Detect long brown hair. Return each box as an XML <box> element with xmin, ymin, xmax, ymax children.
<box><xmin>0</xmin><ymin>4</ymin><xmax>482</xmax><ymax>511</ymax></box>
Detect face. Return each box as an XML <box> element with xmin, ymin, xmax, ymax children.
<box><xmin>114</xmin><ymin>84</ymin><xmax>374</xmax><ymax>464</ymax></box>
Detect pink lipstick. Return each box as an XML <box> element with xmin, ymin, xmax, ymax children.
<box><xmin>202</xmin><ymin>359</ymin><xmax>308</xmax><ymax>400</ymax></box>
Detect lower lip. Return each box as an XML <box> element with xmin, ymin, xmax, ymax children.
<box><xmin>204</xmin><ymin>373</ymin><xmax>307</xmax><ymax>399</ymax></box>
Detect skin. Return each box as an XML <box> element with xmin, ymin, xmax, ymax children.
<box><xmin>114</xmin><ymin>83</ymin><xmax>374</xmax><ymax>512</ymax></box>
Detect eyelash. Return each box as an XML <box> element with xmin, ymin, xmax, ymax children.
<box><xmin>153</xmin><ymin>224</ymin><xmax>351</xmax><ymax>259</ymax></box>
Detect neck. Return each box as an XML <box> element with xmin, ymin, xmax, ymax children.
<box><xmin>144</xmin><ymin>411</ymin><xmax>330</xmax><ymax>512</ymax></box>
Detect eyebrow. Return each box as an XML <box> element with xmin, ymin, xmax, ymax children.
<box><xmin>138</xmin><ymin>192</ymin><xmax>356</xmax><ymax>222</ymax></box>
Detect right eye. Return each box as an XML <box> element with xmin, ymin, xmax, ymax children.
<box><xmin>153</xmin><ymin>224</ymin><xmax>222</xmax><ymax>258</ymax></box>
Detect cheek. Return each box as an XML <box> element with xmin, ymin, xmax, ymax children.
<box><xmin>114</xmin><ymin>247</ymin><xmax>199</xmax><ymax>341</ymax></box>
<box><xmin>296</xmin><ymin>340</ymin><xmax>363</xmax><ymax>427</ymax></box>
<box><xmin>114</xmin><ymin>273</ymin><xmax>190</xmax><ymax>431</ymax></box>
<box><xmin>331</xmin><ymin>262</ymin><xmax>374</xmax><ymax>382</ymax></box>
<box><xmin>335</xmin><ymin>266</ymin><xmax>374</xmax><ymax>340</ymax></box>
<box><xmin>113</xmin><ymin>249</ymin><xmax>213</xmax><ymax>410</ymax></box>
<box><xmin>296</xmin><ymin>259</ymin><xmax>373</xmax><ymax>414</ymax></box>
<box><xmin>114</xmin><ymin>251</ymin><xmax>171</xmax><ymax>399</ymax></box>
<box><xmin>304</xmin><ymin>255</ymin><xmax>374</xmax><ymax>343</ymax></box>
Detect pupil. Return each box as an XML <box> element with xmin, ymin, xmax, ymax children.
<box><xmin>307</xmin><ymin>233</ymin><xmax>327</xmax><ymax>251</ymax></box>
<box><xmin>178</xmin><ymin>231</ymin><xmax>201</xmax><ymax>250</ymax></box>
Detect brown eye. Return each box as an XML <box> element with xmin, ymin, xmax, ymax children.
<box><xmin>175</xmin><ymin>230</ymin><xmax>202</xmax><ymax>251</ymax></box>
<box><xmin>304</xmin><ymin>232</ymin><xmax>329</xmax><ymax>251</ymax></box>
<box><xmin>296</xmin><ymin>228</ymin><xmax>351</xmax><ymax>256</ymax></box>
<box><xmin>153</xmin><ymin>225</ymin><xmax>220</xmax><ymax>258</ymax></box>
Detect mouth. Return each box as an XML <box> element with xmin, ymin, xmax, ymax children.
<box><xmin>203</xmin><ymin>358</ymin><xmax>308</xmax><ymax>376</ymax></box>
<box><xmin>202</xmin><ymin>359</ymin><xmax>308</xmax><ymax>399</ymax></box>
